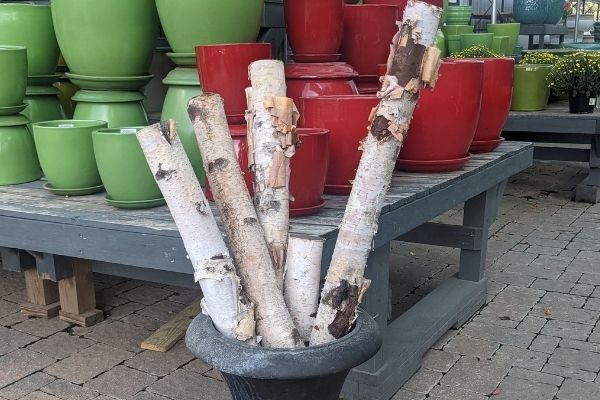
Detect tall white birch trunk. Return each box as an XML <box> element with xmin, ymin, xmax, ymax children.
<box><xmin>246</xmin><ymin>60</ymin><xmax>299</xmax><ymax>290</ymax></box>
<box><xmin>189</xmin><ymin>94</ymin><xmax>302</xmax><ymax>349</ymax></box>
<box><xmin>136</xmin><ymin>121</ymin><xmax>255</xmax><ymax>342</ymax></box>
<box><xmin>310</xmin><ymin>0</ymin><xmax>443</xmax><ymax>345</ymax></box>
<box><xmin>284</xmin><ymin>236</ymin><xmax>323</xmax><ymax>342</ymax></box>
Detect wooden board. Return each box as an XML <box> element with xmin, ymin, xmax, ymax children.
<box><xmin>141</xmin><ymin>299</ymin><xmax>202</xmax><ymax>353</ymax></box>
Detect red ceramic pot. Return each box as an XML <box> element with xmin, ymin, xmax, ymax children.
<box><xmin>342</xmin><ymin>4</ymin><xmax>398</xmax><ymax>76</ymax></box>
<box><xmin>285</xmin><ymin>0</ymin><xmax>344</xmax><ymax>62</ymax></box>
<box><xmin>363</xmin><ymin>0</ymin><xmax>408</xmax><ymax>19</ymax></box>
<box><xmin>196</xmin><ymin>43</ymin><xmax>272</xmax><ymax>124</ymax></box>
<box><xmin>355</xmin><ymin>75</ymin><xmax>380</xmax><ymax>94</ymax></box>
<box><xmin>470</xmin><ymin>58</ymin><xmax>514</xmax><ymax>153</ymax></box>
<box><xmin>286</xmin><ymin>62</ymin><xmax>359</xmax><ymax>117</ymax></box>
<box><xmin>301</xmin><ymin>95</ymin><xmax>379</xmax><ymax>195</ymax></box>
<box><xmin>397</xmin><ymin>59</ymin><xmax>484</xmax><ymax>172</ymax></box>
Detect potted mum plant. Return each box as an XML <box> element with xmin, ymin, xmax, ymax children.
<box><xmin>511</xmin><ymin>52</ymin><xmax>558</xmax><ymax>111</ymax></box>
<box><xmin>548</xmin><ymin>51</ymin><xmax>600</xmax><ymax>114</ymax></box>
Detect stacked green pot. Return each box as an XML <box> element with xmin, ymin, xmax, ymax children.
<box><xmin>487</xmin><ymin>23</ymin><xmax>521</xmax><ymax>56</ymax></box>
<box><xmin>511</xmin><ymin>64</ymin><xmax>552</xmax><ymax>111</ymax></box>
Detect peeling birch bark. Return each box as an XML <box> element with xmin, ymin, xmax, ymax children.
<box><xmin>246</xmin><ymin>60</ymin><xmax>299</xmax><ymax>290</ymax></box>
<box><xmin>284</xmin><ymin>235</ymin><xmax>324</xmax><ymax>342</ymax></box>
<box><xmin>189</xmin><ymin>93</ymin><xmax>302</xmax><ymax>349</ymax></box>
<box><xmin>310</xmin><ymin>0</ymin><xmax>443</xmax><ymax>346</ymax></box>
<box><xmin>136</xmin><ymin>121</ymin><xmax>255</xmax><ymax>342</ymax></box>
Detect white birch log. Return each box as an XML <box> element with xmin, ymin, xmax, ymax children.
<box><xmin>136</xmin><ymin>121</ymin><xmax>255</xmax><ymax>342</ymax></box>
<box><xmin>284</xmin><ymin>235</ymin><xmax>324</xmax><ymax>342</ymax></box>
<box><xmin>189</xmin><ymin>94</ymin><xmax>302</xmax><ymax>349</ymax></box>
<box><xmin>310</xmin><ymin>0</ymin><xmax>443</xmax><ymax>345</ymax></box>
<box><xmin>246</xmin><ymin>60</ymin><xmax>299</xmax><ymax>290</ymax></box>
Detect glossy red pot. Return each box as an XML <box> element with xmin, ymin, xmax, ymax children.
<box><xmin>196</xmin><ymin>43</ymin><xmax>272</xmax><ymax>124</ymax></box>
<box><xmin>301</xmin><ymin>95</ymin><xmax>379</xmax><ymax>195</ymax></box>
<box><xmin>397</xmin><ymin>60</ymin><xmax>484</xmax><ymax>172</ymax></box>
<box><xmin>470</xmin><ymin>58</ymin><xmax>514</xmax><ymax>153</ymax></box>
<box><xmin>355</xmin><ymin>75</ymin><xmax>380</xmax><ymax>94</ymax></box>
<box><xmin>285</xmin><ymin>0</ymin><xmax>344</xmax><ymax>62</ymax></box>
<box><xmin>341</xmin><ymin>4</ymin><xmax>398</xmax><ymax>76</ymax></box>
<box><xmin>286</xmin><ymin>62</ymin><xmax>359</xmax><ymax>117</ymax></box>
<box><xmin>363</xmin><ymin>0</ymin><xmax>408</xmax><ymax>19</ymax></box>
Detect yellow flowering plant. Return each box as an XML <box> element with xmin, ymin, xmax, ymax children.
<box><xmin>520</xmin><ymin>52</ymin><xmax>560</xmax><ymax>65</ymax></box>
<box><xmin>547</xmin><ymin>51</ymin><xmax>600</xmax><ymax>97</ymax></box>
<box><xmin>452</xmin><ymin>45</ymin><xmax>500</xmax><ymax>59</ymax></box>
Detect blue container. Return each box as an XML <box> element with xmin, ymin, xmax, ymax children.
<box><xmin>513</xmin><ymin>0</ymin><xmax>547</xmax><ymax>24</ymax></box>
<box><xmin>545</xmin><ymin>0</ymin><xmax>564</xmax><ymax>24</ymax></box>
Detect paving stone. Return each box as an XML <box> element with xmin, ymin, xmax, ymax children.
<box><xmin>504</xmin><ymin>264</ymin><xmax>564</xmax><ymax>280</ymax></box>
<box><xmin>556</xmin><ymin>378</ymin><xmax>600</xmax><ymax>399</ymax></box>
<box><xmin>402</xmin><ymin>367</ymin><xmax>441</xmax><ymax>394</ymax></box>
<box><xmin>492</xmin><ymin>376</ymin><xmax>558</xmax><ymax>400</ymax></box>
<box><xmin>584</xmin><ymin>297</ymin><xmax>600</xmax><ymax>311</ymax></box>
<box><xmin>559</xmin><ymin>339</ymin><xmax>600</xmax><ymax>354</ymax></box>
<box><xmin>508</xmin><ymin>366</ymin><xmax>564</xmax><ymax>386</ymax></box>
<box><xmin>390</xmin><ymin>388</ymin><xmax>425</xmax><ymax>400</ymax></box>
<box><xmin>421</xmin><ymin>349</ymin><xmax>460</xmax><ymax>373</ymax></box>
<box><xmin>517</xmin><ymin>316</ymin><xmax>547</xmax><ymax>333</ymax></box>
<box><xmin>471</xmin><ymin>314</ymin><xmax>520</xmax><ymax>328</ymax></box>
<box><xmin>84</xmin><ymin>365</ymin><xmax>157</xmax><ymax>398</ymax></box>
<box><xmin>84</xmin><ymin>320</ymin><xmax>150</xmax><ymax>353</ymax></box>
<box><xmin>559</xmin><ymin>271</ymin><xmax>583</xmax><ymax>283</ymax></box>
<box><xmin>460</xmin><ymin>322</ymin><xmax>535</xmax><ymax>348</ymax></box>
<box><xmin>120</xmin><ymin>313</ymin><xmax>163</xmax><ymax>331</ymax></box>
<box><xmin>479</xmin><ymin>301</ymin><xmax>533</xmax><ymax>322</ymax></box>
<box><xmin>147</xmin><ymin>369</ymin><xmax>229</xmax><ymax>400</ymax></box>
<box><xmin>119</xmin><ymin>286</ymin><xmax>174</xmax><ymax>306</ymax></box>
<box><xmin>489</xmin><ymin>273</ymin><xmax>535</xmax><ymax>287</ymax></box>
<box><xmin>166</xmin><ymin>288</ymin><xmax>202</xmax><ymax>305</ymax></box>
<box><xmin>40</xmin><ymin>380</ymin><xmax>99</xmax><ymax>400</ymax></box>
<box><xmin>541</xmin><ymin>320</ymin><xmax>593</xmax><ymax>341</ymax></box>
<box><xmin>44</xmin><ymin>343</ymin><xmax>133</xmax><ymax>384</ymax></box>
<box><xmin>130</xmin><ymin>392</ymin><xmax>172</xmax><ymax>400</ymax></box>
<box><xmin>0</xmin><ymin>349</ymin><xmax>55</xmax><ymax>389</ymax></box>
<box><xmin>104</xmin><ymin>302</ymin><xmax>145</xmax><ymax>320</ymax></box>
<box><xmin>549</xmin><ymin>347</ymin><xmax>600</xmax><ymax>372</ymax></box>
<box><xmin>443</xmin><ymin>335</ymin><xmax>500</xmax><ymax>359</ymax></box>
<box><xmin>125</xmin><ymin>341</ymin><xmax>195</xmax><ymax>377</ymax></box>
<box><xmin>0</xmin><ymin>326</ymin><xmax>38</xmax><ymax>356</ymax></box>
<box><xmin>578</xmin><ymin>272</ymin><xmax>600</xmax><ymax>286</ymax></box>
<box><xmin>531</xmin><ymin>278</ymin><xmax>575</xmax><ymax>293</ymax></box>
<box><xmin>539</xmin><ymin>292</ymin><xmax>587</xmax><ymax>308</ymax></box>
<box><xmin>567</xmin><ymin>258</ymin><xmax>600</xmax><ymax>275</ymax></box>
<box><xmin>492</xmin><ymin>345</ymin><xmax>549</xmax><ymax>371</ymax></box>
<box><xmin>427</xmin><ymin>384</ymin><xmax>487</xmax><ymax>400</ymax></box>
<box><xmin>567</xmin><ymin>239</ymin><xmax>600</xmax><ymax>252</ymax></box>
<box><xmin>542</xmin><ymin>364</ymin><xmax>597</xmax><ymax>382</ymax></box>
<box><xmin>26</xmin><ymin>332</ymin><xmax>95</xmax><ymax>360</ymax></box>
<box><xmin>0</xmin><ymin>312</ymin><xmax>27</xmax><ymax>328</ymax></box>
<box><xmin>201</xmin><ymin>368</ymin><xmax>223</xmax><ymax>382</ymax></box>
<box><xmin>0</xmin><ymin>372</ymin><xmax>55</xmax><ymax>400</ymax></box>
<box><xmin>570</xmin><ymin>284</ymin><xmax>594</xmax><ymax>297</ymax></box>
<box><xmin>525</xmin><ymin>246</ymin><xmax>562</xmax><ymax>256</ymax></box>
<box><xmin>431</xmin><ymin>329</ymin><xmax>458</xmax><ymax>350</ymax></box>
<box><xmin>135</xmin><ymin>300</ymin><xmax>186</xmax><ymax>322</ymax></box>
<box><xmin>530</xmin><ymin>304</ymin><xmax>600</xmax><ymax>325</ymax></box>
<box><xmin>0</xmin><ymin>301</ymin><xmax>18</xmax><ymax>319</ymax></box>
<box><xmin>20</xmin><ymin>392</ymin><xmax>60</xmax><ymax>400</ymax></box>
<box><xmin>182</xmin><ymin>359</ymin><xmax>212</xmax><ymax>375</ymax></box>
<box><xmin>11</xmin><ymin>318</ymin><xmax>71</xmax><ymax>338</ymax></box>
<box><xmin>439</xmin><ymin>356</ymin><xmax>510</xmax><ymax>395</ymax></box>
<box><xmin>529</xmin><ymin>335</ymin><xmax>560</xmax><ymax>354</ymax></box>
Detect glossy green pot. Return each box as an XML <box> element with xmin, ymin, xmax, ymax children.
<box><xmin>51</xmin><ymin>0</ymin><xmax>159</xmax><ymax>76</ymax></box>
<box><xmin>92</xmin><ymin>127</ymin><xmax>162</xmax><ymax>202</ymax></box>
<box><xmin>441</xmin><ymin>24</ymin><xmax>473</xmax><ymax>37</ymax></box>
<box><xmin>0</xmin><ymin>115</ymin><xmax>41</xmax><ymax>185</ymax></box>
<box><xmin>487</xmin><ymin>23</ymin><xmax>520</xmax><ymax>56</ymax></box>
<box><xmin>156</xmin><ymin>0</ymin><xmax>264</xmax><ymax>53</ymax></box>
<box><xmin>161</xmin><ymin>68</ymin><xmax>205</xmax><ymax>184</ymax></box>
<box><xmin>436</xmin><ymin>29</ymin><xmax>447</xmax><ymax>58</ymax></box>
<box><xmin>22</xmin><ymin>86</ymin><xmax>66</xmax><ymax>124</ymax></box>
<box><xmin>0</xmin><ymin>46</ymin><xmax>27</xmax><ymax>108</ymax></box>
<box><xmin>32</xmin><ymin>120</ymin><xmax>107</xmax><ymax>189</ymax></box>
<box><xmin>492</xmin><ymin>36</ymin><xmax>510</xmax><ymax>56</ymax></box>
<box><xmin>447</xmin><ymin>35</ymin><xmax>461</xmax><ymax>56</ymax></box>
<box><xmin>0</xmin><ymin>3</ymin><xmax>58</xmax><ymax>76</ymax></box>
<box><xmin>459</xmin><ymin>33</ymin><xmax>494</xmax><ymax>50</ymax></box>
<box><xmin>511</xmin><ymin>64</ymin><xmax>552</xmax><ymax>111</ymax></box>
<box><xmin>72</xmin><ymin>90</ymin><xmax>149</xmax><ymax>128</ymax></box>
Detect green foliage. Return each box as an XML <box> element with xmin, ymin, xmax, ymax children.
<box><xmin>547</xmin><ymin>51</ymin><xmax>600</xmax><ymax>96</ymax></box>
<box><xmin>452</xmin><ymin>45</ymin><xmax>500</xmax><ymax>59</ymax></box>
<box><xmin>520</xmin><ymin>52</ymin><xmax>560</xmax><ymax>65</ymax></box>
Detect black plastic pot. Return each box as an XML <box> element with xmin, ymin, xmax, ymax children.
<box><xmin>569</xmin><ymin>92</ymin><xmax>596</xmax><ymax>114</ymax></box>
<box><xmin>185</xmin><ymin>309</ymin><xmax>382</xmax><ymax>400</ymax></box>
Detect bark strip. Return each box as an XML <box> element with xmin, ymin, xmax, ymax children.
<box><xmin>136</xmin><ymin>121</ymin><xmax>255</xmax><ymax>343</ymax></box>
<box><xmin>310</xmin><ymin>0</ymin><xmax>443</xmax><ymax>345</ymax></box>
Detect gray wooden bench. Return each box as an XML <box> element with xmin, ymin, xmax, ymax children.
<box><xmin>504</xmin><ymin>102</ymin><xmax>600</xmax><ymax>203</ymax></box>
<box><xmin>0</xmin><ymin>141</ymin><xmax>533</xmax><ymax>400</ymax></box>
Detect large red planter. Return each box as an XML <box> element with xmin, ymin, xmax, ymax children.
<box><xmin>470</xmin><ymin>57</ymin><xmax>514</xmax><ymax>153</ymax></box>
<box><xmin>285</xmin><ymin>62</ymin><xmax>359</xmax><ymax>117</ymax></box>
<box><xmin>196</xmin><ymin>43</ymin><xmax>272</xmax><ymax>124</ymax></box>
<box><xmin>285</xmin><ymin>0</ymin><xmax>345</xmax><ymax>62</ymax></box>
<box><xmin>301</xmin><ymin>95</ymin><xmax>379</xmax><ymax>195</ymax></box>
<box><xmin>341</xmin><ymin>4</ymin><xmax>398</xmax><ymax>77</ymax></box>
<box><xmin>205</xmin><ymin>126</ymin><xmax>329</xmax><ymax>217</ymax></box>
<box><xmin>397</xmin><ymin>59</ymin><xmax>484</xmax><ymax>172</ymax></box>
<box><xmin>362</xmin><ymin>0</ymin><xmax>408</xmax><ymax>19</ymax></box>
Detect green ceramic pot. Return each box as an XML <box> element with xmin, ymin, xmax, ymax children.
<box><xmin>0</xmin><ymin>3</ymin><xmax>59</xmax><ymax>76</ymax></box>
<box><xmin>459</xmin><ymin>33</ymin><xmax>494</xmax><ymax>50</ymax></box>
<box><xmin>72</xmin><ymin>90</ymin><xmax>149</xmax><ymax>128</ymax></box>
<box><xmin>447</xmin><ymin>35</ymin><xmax>461</xmax><ymax>56</ymax></box>
<box><xmin>511</xmin><ymin>64</ymin><xmax>552</xmax><ymax>111</ymax></box>
<box><xmin>0</xmin><ymin>46</ymin><xmax>27</xmax><ymax>108</ymax></box>
<box><xmin>32</xmin><ymin>120</ymin><xmax>107</xmax><ymax>189</ymax></box>
<box><xmin>156</xmin><ymin>0</ymin><xmax>264</xmax><ymax>53</ymax></box>
<box><xmin>492</xmin><ymin>36</ymin><xmax>510</xmax><ymax>56</ymax></box>
<box><xmin>51</xmin><ymin>0</ymin><xmax>159</xmax><ymax>76</ymax></box>
<box><xmin>161</xmin><ymin>68</ymin><xmax>206</xmax><ymax>184</ymax></box>
<box><xmin>436</xmin><ymin>29</ymin><xmax>447</xmax><ymax>58</ymax></box>
<box><xmin>92</xmin><ymin>127</ymin><xmax>162</xmax><ymax>202</ymax></box>
<box><xmin>0</xmin><ymin>115</ymin><xmax>41</xmax><ymax>186</ymax></box>
<box><xmin>22</xmin><ymin>86</ymin><xmax>66</xmax><ymax>124</ymax></box>
<box><xmin>441</xmin><ymin>24</ymin><xmax>474</xmax><ymax>37</ymax></box>
<box><xmin>487</xmin><ymin>23</ymin><xmax>520</xmax><ymax>56</ymax></box>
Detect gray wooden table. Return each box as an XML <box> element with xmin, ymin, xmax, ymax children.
<box><xmin>504</xmin><ymin>101</ymin><xmax>600</xmax><ymax>203</ymax></box>
<box><xmin>0</xmin><ymin>141</ymin><xmax>533</xmax><ymax>400</ymax></box>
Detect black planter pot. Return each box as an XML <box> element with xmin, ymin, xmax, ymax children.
<box><xmin>569</xmin><ymin>92</ymin><xmax>596</xmax><ymax>114</ymax></box>
<box><xmin>185</xmin><ymin>309</ymin><xmax>382</xmax><ymax>400</ymax></box>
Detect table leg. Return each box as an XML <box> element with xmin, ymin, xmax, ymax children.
<box><xmin>528</xmin><ymin>35</ymin><xmax>534</xmax><ymax>50</ymax></box>
<box><xmin>576</xmin><ymin>135</ymin><xmax>600</xmax><ymax>203</ymax></box>
<box><xmin>538</xmin><ymin>34</ymin><xmax>546</xmax><ymax>49</ymax></box>
<box><xmin>58</xmin><ymin>258</ymin><xmax>104</xmax><ymax>327</ymax></box>
<box><xmin>22</xmin><ymin>269</ymin><xmax>60</xmax><ymax>318</ymax></box>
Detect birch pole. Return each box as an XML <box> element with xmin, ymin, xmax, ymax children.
<box><xmin>310</xmin><ymin>0</ymin><xmax>442</xmax><ymax>345</ymax></box>
<box><xmin>136</xmin><ymin>121</ymin><xmax>255</xmax><ymax>342</ymax></box>
<box><xmin>189</xmin><ymin>94</ymin><xmax>302</xmax><ymax>349</ymax></box>
<box><xmin>246</xmin><ymin>60</ymin><xmax>299</xmax><ymax>290</ymax></box>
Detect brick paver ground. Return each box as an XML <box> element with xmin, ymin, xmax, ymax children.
<box><xmin>0</xmin><ymin>160</ymin><xmax>599</xmax><ymax>399</ymax></box>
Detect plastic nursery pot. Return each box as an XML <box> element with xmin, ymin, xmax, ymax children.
<box><xmin>196</xmin><ymin>43</ymin><xmax>272</xmax><ymax>125</ymax></box>
<box><xmin>72</xmin><ymin>90</ymin><xmax>149</xmax><ymax>129</ymax></box>
<box><xmin>0</xmin><ymin>115</ymin><xmax>41</xmax><ymax>186</ymax></box>
<box><xmin>512</xmin><ymin>0</ymin><xmax>547</xmax><ymax>24</ymax></box>
<box><xmin>23</xmin><ymin>86</ymin><xmax>66</xmax><ymax>125</ymax></box>
<box><xmin>510</xmin><ymin>64</ymin><xmax>552</xmax><ymax>111</ymax></box>
<box><xmin>185</xmin><ymin>309</ymin><xmax>382</xmax><ymax>400</ymax></box>
<box><xmin>0</xmin><ymin>3</ymin><xmax>59</xmax><ymax>76</ymax></box>
<box><xmin>569</xmin><ymin>93</ymin><xmax>596</xmax><ymax>114</ymax></box>
<box><xmin>341</xmin><ymin>4</ymin><xmax>399</xmax><ymax>76</ymax></box>
<box><xmin>397</xmin><ymin>59</ymin><xmax>484</xmax><ymax>172</ymax></box>
<box><xmin>459</xmin><ymin>33</ymin><xmax>494</xmax><ymax>50</ymax></box>
<box><xmin>471</xmin><ymin>58</ymin><xmax>515</xmax><ymax>153</ymax></box>
<box><xmin>301</xmin><ymin>95</ymin><xmax>379</xmax><ymax>195</ymax></box>
<box><xmin>92</xmin><ymin>127</ymin><xmax>163</xmax><ymax>202</ymax></box>
<box><xmin>161</xmin><ymin>68</ymin><xmax>206</xmax><ymax>184</ymax></box>
<box><xmin>51</xmin><ymin>0</ymin><xmax>159</xmax><ymax>76</ymax></box>
<box><xmin>285</xmin><ymin>0</ymin><xmax>344</xmax><ymax>62</ymax></box>
<box><xmin>486</xmin><ymin>23</ymin><xmax>520</xmax><ymax>56</ymax></box>
<box><xmin>0</xmin><ymin>46</ymin><xmax>27</xmax><ymax>108</ymax></box>
<box><xmin>32</xmin><ymin>120</ymin><xmax>107</xmax><ymax>190</ymax></box>
<box><xmin>156</xmin><ymin>0</ymin><xmax>264</xmax><ymax>54</ymax></box>
<box><xmin>285</xmin><ymin>62</ymin><xmax>359</xmax><ymax>116</ymax></box>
